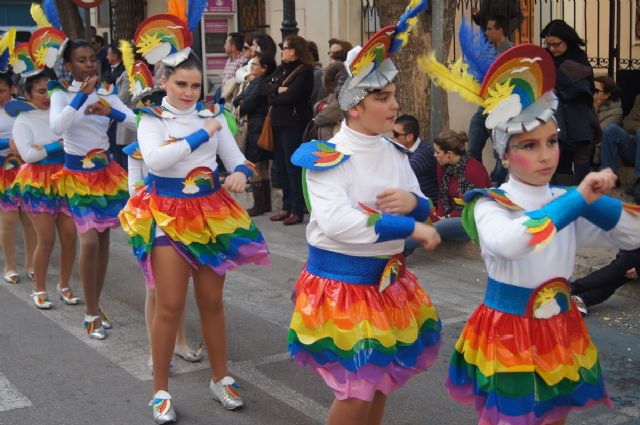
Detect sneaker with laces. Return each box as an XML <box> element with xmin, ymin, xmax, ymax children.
<box><xmin>149</xmin><ymin>390</ymin><xmax>176</xmax><ymax>424</ymax></box>
<box><xmin>571</xmin><ymin>295</ymin><xmax>588</xmax><ymax>315</ymax></box>
<box><xmin>210</xmin><ymin>376</ymin><xmax>244</xmax><ymax>410</ymax></box>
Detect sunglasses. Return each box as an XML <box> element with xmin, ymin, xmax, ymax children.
<box><xmin>278</xmin><ymin>43</ymin><xmax>293</xmax><ymax>50</ymax></box>
<box><xmin>392</xmin><ymin>130</ymin><xmax>407</xmax><ymax>138</ymax></box>
<box><xmin>243</xmin><ymin>45</ymin><xmax>251</xmax><ymax>50</ymax></box>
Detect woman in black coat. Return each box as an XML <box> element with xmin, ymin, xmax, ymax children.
<box><xmin>541</xmin><ymin>19</ymin><xmax>596</xmax><ymax>184</ymax></box>
<box><xmin>261</xmin><ymin>35</ymin><xmax>314</xmax><ymax>225</ymax></box>
<box><xmin>233</xmin><ymin>53</ymin><xmax>276</xmax><ymax>216</ymax></box>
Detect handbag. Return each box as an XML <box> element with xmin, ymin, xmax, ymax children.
<box><xmin>257</xmin><ymin>64</ymin><xmax>305</xmax><ymax>152</ymax></box>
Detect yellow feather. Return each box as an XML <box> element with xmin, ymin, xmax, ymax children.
<box><xmin>417</xmin><ymin>54</ymin><xmax>483</xmax><ymax>106</ymax></box>
<box><xmin>167</xmin><ymin>0</ymin><xmax>187</xmax><ymax>23</ymax></box>
<box><xmin>483</xmin><ymin>79</ymin><xmax>515</xmax><ymax>113</ymax></box>
<box><xmin>0</xmin><ymin>28</ymin><xmax>15</xmax><ymax>55</ymax></box>
<box><xmin>30</xmin><ymin>3</ymin><xmax>51</xmax><ymax>29</ymax></box>
<box><xmin>119</xmin><ymin>40</ymin><xmax>136</xmax><ymax>94</ymax></box>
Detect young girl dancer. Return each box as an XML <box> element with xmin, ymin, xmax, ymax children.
<box><xmin>50</xmin><ymin>39</ymin><xmax>136</xmax><ymax>339</ymax></box>
<box><xmin>423</xmin><ymin>42</ymin><xmax>640</xmax><ymax>424</ymax></box>
<box><xmin>118</xmin><ymin>8</ymin><xmax>269</xmax><ymax>423</ymax></box>
<box><xmin>8</xmin><ymin>69</ymin><xmax>78</xmax><ymax>309</ymax></box>
<box><xmin>288</xmin><ymin>3</ymin><xmax>441</xmax><ymax>425</ymax></box>
<box><xmin>0</xmin><ymin>34</ymin><xmax>37</xmax><ymax>284</ymax></box>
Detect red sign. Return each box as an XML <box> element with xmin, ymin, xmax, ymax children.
<box><xmin>206</xmin><ymin>55</ymin><xmax>227</xmax><ymax>70</ymax></box>
<box><xmin>207</xmin><ymin>0</ymin><xmax>235</xmax><ymax>13</ymax></box>
<box><xmin>73</xmin><ymin>0</ymin><xmax>102</xmax><ymax>8</ymax></box>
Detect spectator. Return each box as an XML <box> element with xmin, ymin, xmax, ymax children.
<box><xmin>433</xmin><ymin>130</ymin><xmax>490</xmax><ymax>240</ymax></box>
<box><xmin>571</xmin><ymin>248</ymin><xmax>640</xmax><ymax>315</ymax></box>
<box><xmin>542</xmin><ymin>19</ymin><xmax>596</xmax><ymax>185</ymax></box>
<box><xmin>102</xmin><ymin>43</ymin><xmax>124</xmax><ymax>85</ymax></box>
<box><xmin>235</xmin><ymin>40</ymin><xmax>255</xmax><ymax>88</ymax></box>
<box><xmin>262</xmin><ymin>35</ymin><xmax>314</xmax><ymax>225</ymax></box>
<box><xmin>307</xmin><ymin>41</ymin><xmax>327</xmax><ymax>107</ymax></box>
<box><xmin>327</xmin><ymin>38</ymin><xmax>352</xmax><ymax>64</ymax></box>
<box><xmin>593</xmin><ymin>76</ymin><xmax>623</xmax><ymax>129</ymax></box>
<box><xmin>393</xmin><ymin>114</ymin><xmax>439</xmax><ymax>201</ymax></box>
<box><xmin>221</xmin><ymin>32</ymin><xmax>245</xmax><ymax>103</ymax></box>
<box><xmin>232</xmin><ymin>53</ymin><xmax>276</xmax><ymax>216</ymax></box>
<box><xmin>250</xmin><ymin>33</ymin><xmax>277</xmax><ymax>59</ymax></box>
<box><xmin>312</xmin><ymin>62</ymin><xmax>347</xmax><ymax>140</ymax></box>
<box><xmin>471</xmin><ymin>0</ymin><xmax>522</xmax><ymax>39</ymax></box>
<box><xmin>599</xmin><ymin>95</ymin><xmax>640</xmax><ymax>199</ymax></box>
<box><xmin>468</xmin><ymin>15</ymin><xmax>513</xmax><ymax>185</ymax></box>
<box><xmin>91</xmin><ymin>35</ymin><xmax>109</xmax><ymax>76</ymax></box>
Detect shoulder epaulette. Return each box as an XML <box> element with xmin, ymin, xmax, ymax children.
<box><xmin>291</xmin><ymin>140</ymin><xmax>352</xmax><ymax>170</ymax></box>
<box><xmin>135</xmin><ymin>105</ymin><xmax>167</xmax><ymax>119</ymax></box>
<box><xmin>4</xmin><ymin>98</ymin><xmax>36</xmax><ymax>117</ymax></box>
<box><xmin>47</xmin><ymin>80</ymin><xmax>71</xmax><ymax>93</ymax></box>
<box><xmin>197</xmin><ymin>101</ymin><xmax>223</xmax><ymax>118</ymax></box>
<box><xmin>97</xmin><ymin>82</ymin><xmax>118</xmax><ymax>96</ymax></box>
<box><xmin>463</xmin><ymin>188</ymin><xmax>522</xmax><ymax>210</ymax></box>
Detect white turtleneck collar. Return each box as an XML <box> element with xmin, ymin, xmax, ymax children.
<box><xmin>161</xmin><ymin>97</ymin><xmax>197</xmax><ymax>117</ymax></box>
<box><xmin>333</xmin><ymin>120</ymin><xmax>384</xmax><ymax>154</ymax></box>
<box><xmin>502</xmin><ymin>176</ymin><xmax>555</xmax><ymax>209</ymax></box>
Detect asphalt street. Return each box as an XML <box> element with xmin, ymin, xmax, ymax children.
<box><xmin>0</xmin><ymin>205</ymin><xmax>639</xmax><ymax>425</ymax></box>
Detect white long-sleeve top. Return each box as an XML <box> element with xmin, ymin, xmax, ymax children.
<box><xmin>0</xmin><ymin>106</ymin><xmax>15</xmax><ymax>157</ymax></box>
<box><xmin>49</xmin><ymin>80</ymin><xmax>136</xmax><ymax>156</ymax></box>
<box><xmin>137</xmin><ymin>98</ymin><xmax>245</xmax><ymax>178</ymax></box>
<box><xmin>12</xmin><ymin>108</ymin><xmax>61</xmax><ymax>163</ymax></box>
<box><xmin>476</xmin><ymin>177</ymin><xmax>640</xmax><ymax>288</ymax></box>
<box><xmin>305</xmin><ymin>121</ymin><xmax>427</xmax><ymax>257</ymax></box>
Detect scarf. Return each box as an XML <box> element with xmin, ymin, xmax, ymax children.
<box><xmin>440</xmin><ymin>153</ymin><xmax>472</xmax><ymax>216</ymax></box>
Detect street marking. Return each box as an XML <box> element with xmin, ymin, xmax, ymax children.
<box><xmin>0</xmin><ymin>371</ymin><xmax>31</xmax><ymax>412</ymax></box>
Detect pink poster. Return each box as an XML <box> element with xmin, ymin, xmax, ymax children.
<box><xmin>204</xmin><ymin>17</ymin><xmax>228</xmax><ymax>33</ymax></box>
<box><xmin>207</xmin><ymin>0</ymin><xmax>235</xmax><ymax>13</ymax></box>
<box><xmin>206</xmin><ymin>55</ymin><xmax>227</xmax><ymax>70</ymax></box>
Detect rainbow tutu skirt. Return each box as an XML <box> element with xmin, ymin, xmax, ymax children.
<box><xmin>288</xmin><ymin>245</ymin><xmax>442</xmax><ymax>401</ymax></box>
<box><xmin>118</xmin><ymin>167</ymin><xmax>270</xmax><ymax>287</ymax></box>
<box><xmin>10</xmin><ymin>151</ymin><xmax>68</xmax><ymax>216</ymax></box>
<box><xmin>53</xmin><ymin>150</ymin><xmax>129</xmax><ymax>233</ymax></box>
<box><xmin>446</xmin><ymin>277</ymin><xmax>612</xmax><ymax>425</ymax></box>
<box><xmin>0</xmin><ymin>154</ymin><xmax>24</xmax><ymax>212</ymax></box>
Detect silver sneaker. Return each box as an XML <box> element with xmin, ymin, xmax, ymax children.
<box><xmin>571</xmin><ymin>295</ymin><xmax>588</xmax><ymax>315</ymax></box>
<box><xmin>149</xmin><ymin>390</ymin><xmax>176</xmax><ymax>424</ymax></box>
<box><xmin>84</xmin><ymin>315</ymin><xmax>107</xmax><ymax>340</ymax></box>
<box><xmin>210</xmin><ymin>376</ymin><xmax>244</xmax><ymax>410</ymax></box>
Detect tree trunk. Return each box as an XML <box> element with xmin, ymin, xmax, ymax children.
<box><xmin>373</xmin><ymin>1</ymin><xmax>456</xmax><ymax>139</ymax></box>
<box><xmin>55</xmin><ymin>0</ymin><xmax>85</xmax><ymax>40</ymax></box>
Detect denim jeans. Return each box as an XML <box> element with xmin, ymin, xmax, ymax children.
<box><xmin>273</xmin><ymin>125</ymin><xmax>306</xmax><ymax>216</ymax></box>
<box><xmin>403</xmin><ymin>217</ymin><xmax>469</xmax><ymax>257</ymax></box>
<box><xmin>468</xmin><ymin>107</ymin><xmax>507</xmax><ymax>184</ymax></box>
<box><xmin>599</xmin><ymin>124</ymin><xmax>640</xmax><ymax>178</ymax></box>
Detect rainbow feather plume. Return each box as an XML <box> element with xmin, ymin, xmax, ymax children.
<box><xmin>390</xmin><ymin>0</ymin><xmax>430</xmax><ymax>54</ymax></box>
<box><xmin>187</xmin><ymin>0</ymin><xmax>208</xmax><ymax>31</ymax></box>
<box><xmin>459</xmin><ymin>18</ymin><xmax>496</xmax><ymax>81</ymax></box>
<box><xmin>417</xmin><ymin>54</ymin><xmax>483</xmax><ymax>106</ymax></box>
<box><xmin>43</xmin><ymin>0</ymin><xmax>62</xmax><ymax>30</ymax></box>
<box><xmin>119</xmin><ymin>40</ymin><xmax>135</xmax><ymax>94</ymax></box>
<box><xmin>167</xmin><ymin>0</ymin><xmax>188</xmax><ymax>24</ymax></box>
<box><xmin>30</xmin><ymin>3</ymin><xmax>51</xmax><ymax>29</ymax></box>
<box><xmin>523</xmin><ymin>213</ymin><xmax>556</xmax><ymax>251</ymax></box>
<box><xmin>622</xmin><ymin>203</ymin><xmax>640</xmax><ymax>215</ymax></box>
<box><xmin>358</xmin><ymin>202</ymin><xmax>382</xmax><ymax>227</ymax></box>
<box><xmin>0</xmin><ymin>28</ymin><xmax>16</xmax><ymax>72</ymax></box>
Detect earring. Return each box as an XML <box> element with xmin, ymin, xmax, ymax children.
<box><xmin>501</xmin><ymin>160</ymin><xmax>509</xmax><ymax>168</ymax></box>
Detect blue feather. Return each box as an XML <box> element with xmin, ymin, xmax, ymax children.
<box><xmin>44</xmin><ymin>0</ymin><xmax>62</xmax><ymax>30</ymax></box>
<box><xmin>0</xmin><ymin>50</ymin><xmax>8</xmax><ymax>73</ymax></box>
<box><xmin>187</xmin><ymin>0</ymin><xmax>208</xmax><ymax>31</ymax></box>
<box><xmin>459</xmin><ymin>19</ymin><xmax>497</xmax><ymax>81</ymax></box>
<box><xmin>390</xmin><ymin>0</ymin><xmax>430</xmax><ymax>54</ymax></box>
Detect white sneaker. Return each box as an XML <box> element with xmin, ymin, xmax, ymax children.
<box><xmin>149</xmin><ymin>390</ymin><xmax>176</xmax><ymax>424</ymax></box>
<box><xmin>210</xmin><ymin>376</ymin><xmax>244</xmax><ymax>410</ymax></box>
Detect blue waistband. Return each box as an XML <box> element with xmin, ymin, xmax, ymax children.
<box><xmin>35</xmin><ymin>150</ymin><xmax>65</xmax><ymax>165</ymax></box>
<box><xmin>147</xmin><ymin>168</ymin><xmax>221</xmax><ymax>198</ymax></box>
<box><xmin>64</xmin><ymin>151</ymin><xmax>110</xmax><ymax>171</ymax></box>
<box><xmin>484</xmin><ymin>277</ymin><xmax>534</xmax><ymax>316</ymax></box>
<box><xmin>306</xmin><ymin>245</ymin><xmax>389</xmax><ymax>285</ymax></box>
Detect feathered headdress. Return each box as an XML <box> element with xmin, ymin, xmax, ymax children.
<box><xmin>134</xmin><ymin>0</ymin><xmax>207</xmax><ymax>67</ymax></box>
<box><xmin>0</xmin><ymin>28</ymin><xmax>16</xmax><ymax>73</ymax></box>
<box><xmin>29</xmin><ymin>2</ymin><xmax>68</xmax><ymax>69</ymax></box>
<box><xmin>30</xmin><ymin>1</ymin><xmax>62</xmax><ymax>30</ymax></box>
<box><xmin>9</xmin><ymin>42</ymin><xmax>44</xmax><ymax>78</ymax></box>
<box><xmin>339</xmin><ymin>0</ymin><xmax>429</xmax><ymax>110</ymax></box>
<box><xmin>418</xmin><ymin>20</ymin><xmax>557</xmax><ymax>157</ymax></box>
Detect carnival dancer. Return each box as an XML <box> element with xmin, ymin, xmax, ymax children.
<box><xmin>1</xmin><ymin>29</ymin><xmax>36</xmax><ymax>284</ymax></box>
<box><xmin>49</xmin><ymin>36</ymin><xmax>136</xmax><ymax>339</ymax></box>
<box><xmin>8</xmin><ymin>58</ymin><xmax>78</xmax><ymax>309</ymax></box>
<box><xmin>420</xmin><ymin>32</ymin><xmax>640</xmax><ymax>424</ymax></box>
<box><xmin>117</xmin><ymin>4</ymin><xmax>270</xmax><ymax>422</ymax></box>
<box><xmin>287</xmin><ymin>2</ymin><xmax>442</xmax><ymax>425</ymax></box>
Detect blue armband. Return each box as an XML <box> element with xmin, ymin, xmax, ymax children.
<box><xmin>184</xmin><ymin>129</ymin><xmax>210</xmax><ymax>152</ymax></box>
<box><xmin>374</xmin><ymin>214</ymin><xmax>416</xmax><ymax>243</ymax></box>
<box><xmin>0</xmin><ymin>138</ymin><xmax>9</xmax><ymax>150</ymax></box>
<box><xmin>108</xmin><ymin>108</ymin><xmax>127</xmax><ymax>122</ymax></box>
<box><xmin>581</xmin><ymin>195</ymin><xmax>623</xmax><ymax>231</ymax></box>
<box><xmin>406</xmin><ymin>194</ymin><xmax>431</xmax><ymax>222</ymax></box>
<box><xmin>233</xmin><ymin>164</ymin><xmax>254</xmax><ymax>179</ymax></box>
<box><xmin>44</xmin><ymin>141</ymin><xmax>63</xmax><ymax>154</ymax></box>
<box><xmin>70</xmin><ymin>92</ymin><xmax>88</xmax><ymax>110</ymax></box>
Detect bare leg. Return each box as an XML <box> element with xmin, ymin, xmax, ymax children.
<box><xmin>192</xmin><ymin>266</ymin><xmax>227</xmax><ymax>381</ymax></box>
<box><xmin>27</xmin><ymin>213</ymin><xmax>57</xmax><ymax>293</ymax></box>
<box><xmin>328</xmin><ymin>398</ymin><xmax>372</xmax><ymax>425</ymax></box>
<box><xmin>174</xmin><ymin>307</ymin><xmax>192</xmax><ymax>354</ymax></box>
<box><xmin>19</xmin><ymin>210</ymin><xmax>36</xmax><ymax>272</ymax></box>
<box><xmin>151</xmin><ymin>246</ymin><xmax>190</xmax><ymax>393</ymax></box>
<box><xmin>145</xmin><ymin>286</ymin><xmax>156</xmax><ymax>355</ymax></box>
<box><xmin>55</xmin><ymin>214</ymin><xmax>77</xmax><ymax>289</ymax></box>
<box><xmin>367</xmin><ymin>392</ymin><xmax>387</xmax><ymax>425</ymax></box>
<box><xmin>78</xmin><ymin>229</ymin><xmax>100</xmax><ymax>317</ymax></box>
<box><xmin>0</xmin><ymin>210</ymin><xmax>19</xmax><ymax>274</ymax></box>
<box><xmin>95</xmin><ymin>229</ymin><xmax>110</xmax><ymax>302</ymax></box>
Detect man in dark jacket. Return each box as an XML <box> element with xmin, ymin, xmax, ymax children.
<box><xmin>472</xmin><ymin>0</ymin><xmax>522</xmax><ymax>38</ymax></box>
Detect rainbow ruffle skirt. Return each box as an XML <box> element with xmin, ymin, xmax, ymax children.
<box><xmin>446</xmin><ymin>277</ymin><xmax>612</xmax><ymax>425</ymax></box>
<box><xmin>0</xmin><ymin>154</ymin><xmax>23</xmax><ymax>212</ymax></box>
<box><xmin>118</xmin><ymin>169</ymin><xmax>269</xmax><ymax>286</ymax></box>
<box><xmin>288</xmin><ymin>246</ymin><xmax>442</xmax><ymax>401</ymax></box>
<box><xmin>10</xmin><ymin>161</ymin><xmax>69</xmax><ymax>216</ymax></box>
<box><xmin>53</xmin><ymin>152</ymin><xmax>129</xmax><ymax>233</ymax></box>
